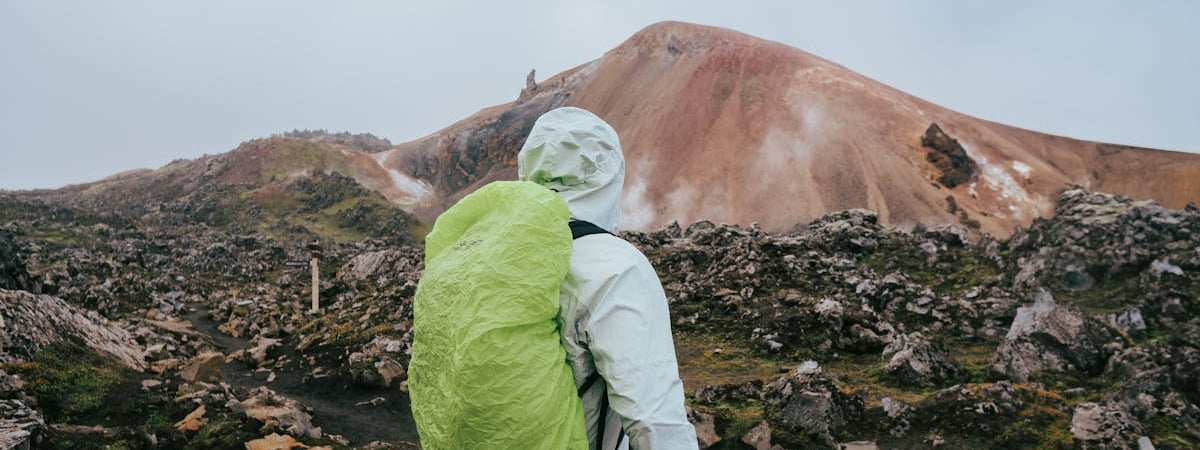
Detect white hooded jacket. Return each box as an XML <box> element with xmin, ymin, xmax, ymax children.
<box><xmin>518</xmin><ymin>107</ymin><xmax>698</xmax><ymax>450</ymax></box>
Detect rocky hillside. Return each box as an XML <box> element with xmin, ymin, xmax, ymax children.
<box><xmin>2</xmin><ymin>183</ymin><xmax>1197</xmax><ymax>449</ymax></box>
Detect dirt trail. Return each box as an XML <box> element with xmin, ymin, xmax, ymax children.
<box><xmin>184</xmin><ymin>306</ymin><xmax>419</xmax><ymax>446</ymax></box>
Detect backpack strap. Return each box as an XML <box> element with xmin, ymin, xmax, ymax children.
<box><xmin>577</xmin><ymin>371</ymin><xmax>617</xmax><ymax>450</ymax></box>
<box><xmin>569</xmin><ymin>219</ymin><xmax>613</xmax><ymax>240</ymax></box>
<box><xmin>569</xmin><ymin>219</ymin><xmax>623</xmax><ymax>449</ymax></box>
<box><xmin>576</xmin><ymin>371</ymin><xmax>602</xmax><ymax>396</ymax></box>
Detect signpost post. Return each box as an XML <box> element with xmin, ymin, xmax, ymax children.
<box><xmin>306</xmin><ymin>240</ymin><xmax>322</xmax><ymax>313</ymax></box>
<box><xmin>283</xmin><ymin>240</ymin><xmax>323</xmax><ymax>313</ymax></box>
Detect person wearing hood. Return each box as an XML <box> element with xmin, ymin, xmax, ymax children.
<box><xmin>518</xmin><ymin>107</ymin><xmax>698</xmax><ymax>450</ymax></box>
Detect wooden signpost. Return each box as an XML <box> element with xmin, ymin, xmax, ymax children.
<box><xmin>306</xmin><ymin>240</ymin><xmax>322</xmax><ymax>313</ymax></box>
<box><xmin>285</xmin><ymin>240</ymin><xmax>323</xmax><ymax>313</ymax></box>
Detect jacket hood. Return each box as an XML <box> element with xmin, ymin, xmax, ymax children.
<box><xmin>518</xmin><ymin>107</ymin><xmax>625</xmax><ymax>232</ymax></box>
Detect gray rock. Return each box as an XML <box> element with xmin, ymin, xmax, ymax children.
<box><xmin>0</xmin><ymin>290</ymin><xmax>145</xmax><ymax>370</ymax></box>
<box><xmin>1071</xmin><ymin>402</ymin><xmax>1143</xmax><ymax>449</ymax></box>
<box><xmin>990</xmin><ymin>290</ymin><xmax>1117</xmax><ymax>381</ymax></box>
<box><xmin>0</xmin><ymin>399</ymin><xmax>43</xmax><ymax>450</ymax></box>
<box><xmin>1105</xmin><ymin>309</ymin><xmax>1146</xmax><ymax>334</ymax></box>
<box><xmin>882</xmin><ymin>332</ymin><xmax>962</xmax><ymax>387</ymax></box>
<box><xmin>686</xmin><ymin>407</ymin><xmax>721</xmax><ymax>449</ymax></box>
<box><xmin>762</xmin><ymin>361</ymin><xmax>864</xmax><ymax>447</ymax></box>
<box><xmin>741</xmin><ymin>421</ymin><xmax>773</xmax><ymax>450</ymax></box>
<box><xmin>880</xmin><ymin>397</ymin><xmax>913</xmax><ymax>438</ymax></box>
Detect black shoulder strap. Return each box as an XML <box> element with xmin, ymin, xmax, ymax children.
<box><xmin>569</xmin><ymin>219</ymin><xmax>613</xmax><ymax>240</ymax></box>
<box><xmin>568</xmin><ymin>221</ymin><xmax>623</xmax><ymax>449</ymax></box>
<box><xmin>577</xmin><ymin>371</ymin><xmax>617</xmax><ymax>450</ymax></box>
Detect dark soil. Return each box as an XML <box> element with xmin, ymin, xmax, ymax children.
<box><xmin>184</xmin><ymin>305</ymin><xmax>419</xmax><ymax>446</ymax></box>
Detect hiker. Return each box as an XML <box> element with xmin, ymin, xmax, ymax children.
<box><xmin>517</xmin><ymin>107</ymin><xmax>698</xmax><ymax>449</ymax></box>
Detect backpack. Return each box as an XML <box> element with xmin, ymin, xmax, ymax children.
<box><xmin>409</xmin><ymin>180</ymin><xmax>602</xmax><ymax>450</ymax></box>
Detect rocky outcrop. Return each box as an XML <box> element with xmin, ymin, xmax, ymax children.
<box><xmin>881</xmin><ymin>333</ymin><xmax>963</xmax><ymax>387</ymax></box>
<box><xmin>0</xmin><ymin>290</ymin><xmax>145</xmax><ymax>370</ymax></box>
<box><xmin>761</xmin><ymin>361</ymin><xmax>864</xmax><ymax>448</ymax></box>
<box><xmin>1101</xmin><ymin>342</ymin><xmax>1200</xmax><ymax>442</ymax></box>
<box><xmin>922</xmin><ymin>123</ymin><xmax>978</xmax><ymax>188</ymax></box>
<box><xmin>989</xmin><ymin>290</ymin><xmax>1118</xmax><ymax>381</ymax></box>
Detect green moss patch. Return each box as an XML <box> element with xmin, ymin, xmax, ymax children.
<box><xmin>6</xmin><ymin>340</ymin><xmax>124</xmax><ymax>421</ymax></box>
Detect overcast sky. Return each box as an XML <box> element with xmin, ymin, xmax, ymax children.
<box><xmin>2</xmin><ymin>1</ymin><xmax>1198</xmax><ymax>190</ymax></box>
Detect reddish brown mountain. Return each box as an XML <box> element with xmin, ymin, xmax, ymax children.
<box><xmin>385</xmin><ymin>21</ymin><xmax>1200</xmax><ymax>236</ymax></box>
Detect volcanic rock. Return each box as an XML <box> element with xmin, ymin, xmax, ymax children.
<box><xmin>989</xmin><ymin>290</ymin><xmax>1118</xmax><ymax>381</ymax></box>
<box><xmin>0</xmin><ymin>289</ymin><xmax>145</xmax><ymax>370</ymax></box>
<box><xmin>761</xmin><ymin>361</ymin><xmax>864</xmax><ymax>447</ymax></box>
<box><xmin>686</xmin><ymin>407</ymin><xmax>721</xmax><ymax>449</ymax></box>
<box><xmin>228</xmin><ymin>386</ymin><xmax>321</xmax><ymax>440</ymax></box>
<box><xmin>0</xmin><ymin>399</ymin><xmax>43</xmax><ymax>450</ymax></box>
<box><xmin>180</xmin><ymin>351</ymin><xmax>225</xmax><ymax>383</ymax></box>
<box><xmin>1070</xmin><ymin>402</ymin><xmax>1143</xmax><ymax>449</ymax></box>
<box><xmin>741</xmin><ymin>421</ymin><xmax>781</xmax><ymax>450</ymax></box>
<box><xmin>244</xmin><ymin>432</ymin><xmax>330</xmax><ymax>450</ymax></box>
<box><xmin>882</xmin><ymin>333</ymin><xmax>963</xmax><ymax>387</ymax></box>
<box><xmin>922</xmin><ymin>123</ymin><xmax>979</xmax><ymax>188</ymax></box>
<box><xmin>174</xmin><ymin>404</ymin><xmax>208</xmax><ymax>432</ymax></box>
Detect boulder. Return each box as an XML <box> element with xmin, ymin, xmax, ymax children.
<box><xmin>228</xmin><ymin>386</ymin><xmax>321</xmax><ymax>440</ymax></box>
<box><xmin>741</xmin><ymin>421</ymin><xmax>777</xmax><ymax>450</ymax></box>
<box><xmin>243</xmin><ymin>432</ymin><xmax>319</xmax><ymax>450</ymax></box>
<box><xmin>990</xmin><ymin>290</ymin><xmax>1117</xmax><ymax>381</ymax></box>
<box><xmin>686</xmin><ymin>407</ymin><xmax>721</xmax><ymax>449</ymax></box>
<box><xmin>174</xmin><ymin>405</ymin><xmax>207</xmax><ymax>432</ymax></box>
<box><xmin>246</xmin><ymin>337</ymin><xmax>281</xmax><ymax>368</ymax></box>
<box><xmin>880</xmin><ymin>397</ymin><xmax>914</xmax><ymax>438</ymax></box>
<box><xmin>761</xmin><ymin>361</ymin><xmax>864</xmax><ymax>448</ymax></box>
<box><xmin>882</xmin><ymin>333</ymin><xmax>962</xmax><ymax>387</ymax></box>
<box><xmin>180</xmin><ymin>351</ymin><xmax>225</xmax><ymax>383</ymax></box>
<box><xmin>0</xmin><ymin>289</ymin><xmax>145</xmax><ymax>370</ymax></box>
<box><xmin>1070</xmin><ymin>402</ymin><xmax>1143</xmax><ymax>449</ymax></box>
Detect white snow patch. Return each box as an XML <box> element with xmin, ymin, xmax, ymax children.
<box><xmin>1012</xmin><ymin>161</ymin><xmax>1032</xmax><ymax>179</ymax></box>
<box><xmin>373</xmin><ymin>153</ymin><xmax>432</xmax><ymax>204</ymax></box>
<box><xmin>964</xmin><ymin>146</ymin><xmax>1035</xmax><ymax>220</ymax></box>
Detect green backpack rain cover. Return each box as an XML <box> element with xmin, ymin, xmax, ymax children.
<box><xmin>409</xmin><ymin>181</ymin><xmax>589</xmax><ymax>450</ymax></box>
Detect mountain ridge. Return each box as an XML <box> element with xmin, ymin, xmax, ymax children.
<box><xmin>12</xmin><ymin>21</ymin><xmax>1200</xmax><ymax>238</ymax></box>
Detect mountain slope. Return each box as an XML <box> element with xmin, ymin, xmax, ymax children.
<box><xmin>382</xmin><ymin>21</ymin><xmax>1200</xmax><ymax>236</ymax></box>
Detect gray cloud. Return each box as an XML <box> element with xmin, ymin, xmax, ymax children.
<box><xmin>2</xmin><ymin>1</ymin><xmax>1197</xmax><ymax>189</ymax></box>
